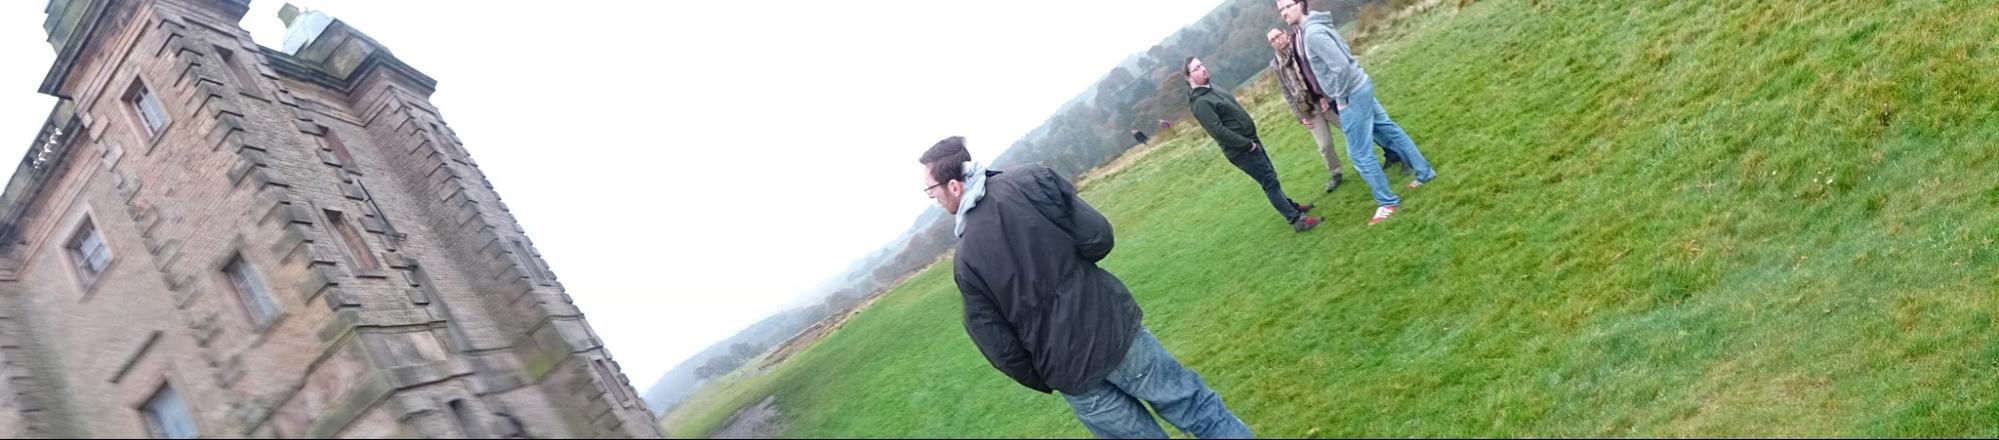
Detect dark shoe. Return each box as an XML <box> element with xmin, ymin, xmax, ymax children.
<box><xmin>1325</xmin><ymin>173</ymin><xmax>1344</xmax><ymax>192</ymax></box>
<box><xmin>1293</xmin><ymin>216</ymin><xmax>1323</xmax><ymax>232</ymax></box>
<box><xmin>1384</xmin><ymin>160</ymin><xmax>1410</xmax><ymax>176</ymax></box>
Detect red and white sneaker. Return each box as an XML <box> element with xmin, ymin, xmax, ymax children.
<box><xmin>1369</xmin><ymin>205</ymin><xmax>1398</xmax><ymax>226</ymax></box>
<box><xmin>1293</xmin><ymin>215</ymin><xmax>1322</xmax><ymax>232</ymax></box>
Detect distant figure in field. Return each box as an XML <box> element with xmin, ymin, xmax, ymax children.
<box><xmin>1159</xmin><ymin>118</ymin><xmax>1173</xmax><ymax>132</ymax></box>
<box><xmin>1267</xmin><ymin>27</ymin><xmax>1408</xmax><ymax>193</ymax></box>
<box><xmin>917</xmin><ymin>137</ymin><xmax>1254</xmax><ymax>439</ymax></box>
<box><xmin>1132</xmin><ymin>129</ymin><xmax>1151</xmax><ymax>145</ymax></box>
<box><xmin>1281</xmin><ymin>0</ymin><xmax>1439</xmax><ymax>225</ymax></box>
<box><xmin>1185</xmin><ymin>57</ymin><xmax>1322</xmax><ymax>232</ymax></box>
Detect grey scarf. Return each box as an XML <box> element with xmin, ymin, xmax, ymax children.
<box><xmin>953</xmin><ymin>160</ymin><xmax>989</xmax><ymax>237</ymax></box>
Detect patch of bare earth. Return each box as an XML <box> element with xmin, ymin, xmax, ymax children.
<box><xmin>710</xmin><ymin>396</ymin><xmax>784</xmax><ymax>439</ymax></box>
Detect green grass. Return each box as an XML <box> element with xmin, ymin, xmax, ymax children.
<box><xmin>660</xmin><ymin>0</ymin><xmax>1999</xmax><ymax>437</ymax></box>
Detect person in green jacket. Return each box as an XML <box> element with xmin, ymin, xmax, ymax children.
<box><xmin>1186</xmin><ymin>57</ymin><xmax>1321</xmax><ymax>232</ymax></box>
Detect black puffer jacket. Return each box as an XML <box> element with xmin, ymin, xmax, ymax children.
<box><xmin>952</xmin><ymin>165</ymin><xmax>1142</xmax><ymax>395</ymax></box>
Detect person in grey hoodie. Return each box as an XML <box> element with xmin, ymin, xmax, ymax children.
<box><xmin>1281</xmin><ymin>0</ymin><xmax>1440</xmax><ymax>226</ymax></box>
<box><xmin>1267</xmin><ymin>27</ymin><xmax>1408</xmax><ymax>193</ymax></box>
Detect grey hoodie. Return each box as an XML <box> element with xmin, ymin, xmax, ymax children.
<box><xmin>1300</xmin><ymin>11</ymin><xmax>1371</xmax><ymax>106</ymax></box>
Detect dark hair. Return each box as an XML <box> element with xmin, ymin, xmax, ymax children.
<box><xmin>1184</xmin><ymin>56</ymin><xmax>1199</xmax><ymax>77</ymax></box>
<box><xmin>918</xmin><ymin>136</ymin><xmax>973</xmax><ymax>185</ymax></box>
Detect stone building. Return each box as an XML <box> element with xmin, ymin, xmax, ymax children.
<box><xmin>0</xmin><ymin>0</ymin><xmax>661</xmax><ymax>437</ymax></box>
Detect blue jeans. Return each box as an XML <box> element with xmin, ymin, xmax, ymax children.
<box><xmin>1339</xmin><ymin>82</ymin><xmax>1437</xmax><ymax>207</ymax></box>
<box><xmin>1062</xmin><ymin>328</ymin><xmax>1253</xmax><ymax>439</ymax></box>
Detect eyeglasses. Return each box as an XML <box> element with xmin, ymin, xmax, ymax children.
<box><xmin>923</xmin><ymin>182</ymin><xmax>944</xmax><ymax>197</ymax></box>
<box><xmin>1277</xmin><ymin>0</ymin><xmax>1300</xmax><ymax>10</ymax></box>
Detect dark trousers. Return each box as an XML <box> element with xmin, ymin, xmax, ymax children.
<box><xmin>1329</xmin><ymin>108</ymin><xmax>1404</xmax><ymax>168</ymax></box>
<box><xmin>1382</xmin><ymin>146</ymin><xmax>1405</xmax><ymax>168</ymax></box>
<box><xmin>1226</xmin><ymin>147</ymin><xmax>1302</xmax><ymax>224</ymax></box>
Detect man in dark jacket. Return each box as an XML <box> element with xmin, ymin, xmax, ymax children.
<box><xmin>919</xmin><ymin>137</ymin><xmax>1252</xmax><ymax>439</ymax></box>
<box><xmin>1186</xmin><ymin>57</ymin><xmax>1322</xmax><ymax>232</ymax></box>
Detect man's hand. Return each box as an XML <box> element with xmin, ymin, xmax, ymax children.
<box><xmin>1251</xmin><ymin>141</ymin><xmax>1264</xmax><ymax>152</ymax></box>
<box><xmin>1319</xmin><ymin>97</ymin><xmax>1333</xmax><ymax>113</ymax></box>
<box><xmin>1301</xmin><ymin>118</ymin><xmax>1313</xmax><ymax>129</ymax></box>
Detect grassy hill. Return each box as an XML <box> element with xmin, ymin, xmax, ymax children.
<box><xmin>659</xmin><ymin>0</ymin><xmax>1999</xmax><ymax>437</ymax></box>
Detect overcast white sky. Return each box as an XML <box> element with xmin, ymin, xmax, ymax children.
<box><xmin>0</xmin><ymin>0</ymin><xmax>1229</xmax><ymax>390</ymax></box>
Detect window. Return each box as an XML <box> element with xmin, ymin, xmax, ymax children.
<box><xmin>67</xmin><ymin>218</ymin><xmax>113</xmax><ymax>286</ymax></box>
<box><xmin>324</xmin><ymin>210</ymin><xmax>379</xmax><ymax>270</ymax></box>
<box><xmin>593</xmin><ymin>359</ymin><xmax>633</xmax><ymax>406</ymax></box>
<box><xmin>126</xmin><ymin>82</ymin><xmax>169</xmax><ymax>137</ymax></box>
<box><xmin>141</xmin><ymin>383</ymin><xmax>198</xmax><ymax>439</ymax></box>
<box><xmin>511</xmin><ymin>239</ymin><xmax>550</xmax><ymax>282</ymax></box>
<box><xmin>318</xmin><ymin>125</ymin><xmax>354</xmax><ymax>167</ymax></box>
<box><xmin>224</xmin><ymin>255</ymin><xmax>279</xmax><ymax>328</ymax></box>
<box><xmin>215</xmin><ymin>46</ymin><xmax>260</xmax><ymax>93</ymax></box>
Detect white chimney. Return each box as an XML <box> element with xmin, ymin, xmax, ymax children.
<box><xmin>278</xmin><ymin>3</ymin><xmax>334</xmax><ymax>55</ymax></box>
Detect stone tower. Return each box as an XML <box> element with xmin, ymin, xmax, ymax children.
<box><xmin>0</xmin><ymin>0</ymin><xmax>661</xmax><ymax>437</ymax></box>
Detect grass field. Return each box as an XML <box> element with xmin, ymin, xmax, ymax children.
<box><xmin>659</xmin><ymin>0</ymin><xmax>1999</xmax><ymax>437</ymax></box>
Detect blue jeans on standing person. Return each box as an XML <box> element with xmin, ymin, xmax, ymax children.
<box><xmin>1062</xmin><ymin>328</ymin><xmax>1253</xmax><ymax>439</ymax></box>
<box><xmin>1339</xmin><ymin>82</ymin><xmax>1438</xmax><ymax>207</ymax></box>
